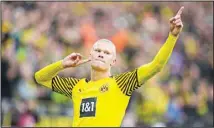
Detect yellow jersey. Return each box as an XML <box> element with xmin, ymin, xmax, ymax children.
<box><xmin>35</xmin><ymin>33</ymin><xmax>178</xmax><ymax>127</ymax></box>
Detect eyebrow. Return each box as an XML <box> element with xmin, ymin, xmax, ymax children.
<box><xmin>104</xmin><ymin>50</ymin><xmax>110</xmax><ymax>53</ymax></box>
<box><xmin>94</xmin><ymin>48</ymin><xmax>111</xmax><ymax>53</ymax></box>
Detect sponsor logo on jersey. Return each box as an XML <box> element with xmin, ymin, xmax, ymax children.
<box><xmin>80</xmin><ymin>97</ymin><xmax>97</xmax><ymax>117</ymax></box>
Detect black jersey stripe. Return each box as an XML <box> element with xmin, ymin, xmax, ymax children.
<box><xmin>117</xmin><ymin>74</ymin><xmax>130</xmax><ymax>88</ymax></box>
<box><xmin>117</xmin><ymin>72</ymin><xmax>130</xmax><ymax>87</ymax></box>
<box><xmin>129</xmin><ymin>70</ymin><xmax>138</xmax><ymax>88</ymax></box>
<box><xmin>52</xmin><ymin>81</ymin><xmax>62</xmax><ymax>94</ymax></box>
<box><xmin>115</xmin><ymin>72</ymin><xmax>128</xmax><ymax>82</ymax></box>
<box><xmin>56</xmin><ymin>76</ymin><xmax>71</xmax><ymax>97</ymax></box>
<box><xmin>62</xmin><ymin>78</ymin><xmax>72</xmax><ymax>89</ymax></box>
<box><xmin>52</xmin><ymin>78</ymin><xmax>64</xmax><ymax>94</ymax></box>
<box><xmin>130</xmin><ymin>80</ymin><xmax>138</xmax><ymax>93</ymax></box>
<box><xmin>54</xmin><ymin>76</ymin><xmax>71</xmax><ymax>97</ymax></box>
<box><xmin>115</xmin><ymin>69</ymin><xmax>142</xmax><ymax>96</ymax></box>
<box><xmin>127</xmin><ymin>72</ymin><xmax>137</xmax><ymax>94</ymax></box>
<box><xmin>61</xmin><ymin>77</ymin><xmax>72</xmax><ymax>97</ymax></box>
<box><xmin>73</xmin><ymin>78</ymin><xmax>79</xmax><ymax>84</ymax></box>
<box><xmin>125</xmin><ymin>71</ymin><xmax>136</xmax><ymax>95</ymax></box>
<box><xmin>68</xmin><ymin>77</ymin><xmax>76</xmax><ymax>87</ymax></box>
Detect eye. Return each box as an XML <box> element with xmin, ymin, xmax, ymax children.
<box><xmin>104</xmin><ymin>51</ymin><xmax>110</xmax><ymax>55</ymax></box>
<box><xmin>95</xmin><ymin>49</ymin><xmax>101</xmax><ymax>53</ymax></box>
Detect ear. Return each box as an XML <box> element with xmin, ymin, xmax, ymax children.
<box><xmin>111</xmin><ymin>59</ymin><xmax>116</xmax><ymax>66</ymax></box>
<box><xmin>89</xmin><ymin>50</ymin><xmax>92</xmax><ymax>58</ymax></box>
<box><xmin>88</xmin><ymin>53</ymin><xmax>92</xmax><ymax>60</ymax></box>
<box><xmin>88</xmin><ymin>55</ymin><xmax>92</xmax><ymax>61</ymax></box>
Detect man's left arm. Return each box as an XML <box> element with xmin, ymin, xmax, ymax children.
<box><xmin>137</xmin><ymin>33</ymin><xmax>178</xmax><ymax>85</ymax></box>
<box><xmin>115</xmin><ymin>6</ymin><xmax>184</xmax><ymax>96</ymax></box>
<box><xmin>138</xmin><ymin>6</ymin><xmax>184</xmax><ymax>85</ymax></box>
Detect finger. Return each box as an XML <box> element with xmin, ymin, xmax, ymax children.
<box><xmin>169</xmin><ymin>17</ymin><xmax>176</xmax><ymax>23</ymax></box>
<box><xmin>73</xmin><ymin>60</ymin><xmax>81</xmax><ymax>67</ymax></box>
<box><xmin>176</xmin><ymin>22</ymin><xmax>183</xmax><ymax>27</ymax></box>
<box><xmin>81</xmin><ymin>55</ymin><xmax>88</xmax><ymax>59</ymax></box>
<box><xmin>75</xmin><ymin>53</ymin><xmax>84</xmax><ymax>58</ymax></box>
<box><xmin>71</xmin><ymin>53</ymin><xmax>83</xmax><ymax>60</ymax></box>
<box><xmin>73</xmin><ymin>58</ymin><xmax>79</xmax><ymax>64</ymax></box>
<box><xmin>174</xmin><ymin>19</ymin><xmax>181</xmax><ymax>24</ymax></box>
<box><xmin>69</xmin><ymin>53</ymin><xmax>75</xmax><ymax>58</ymax></box>
<box><xmin>77</xmin><ymin>55</ymin><xmax>81</xmax><ymax>60</ymax></box>
<box><xmin>71</xmin><ymin>55</ymin><xmax>78</xmax><ymax>60</ymax></box>
<box><xmin>170</xmin><ymin>16</ymin><xmax>180</xmax><ymax>24</ymax></box>
<box><xmin>174</xmin><ymin>15</ymin><xmax>180</xmax><ymax>20</ymax></box>
<box><xmin>76</xmin><ymin>53</ymin><xmax>88</xmax><ymax>60</ymax></box>
<box><xmin>70</xmin><ymin>53</ymin><xmax>77</xmax><ymax>57</ymax></box>
<box><xmin>176</xmin><ymin>6</ymin><xmax>184</xmax><ymax>16</ymax></box>
<box><xmin>77</xmin><ymin>59</ymin><xmax>91</xmax><ymax>65</ymax></box>
<box><xmin>74</xmin><ymin>55</ymin><xmax>80</xmax><ymax>62</ymax></box>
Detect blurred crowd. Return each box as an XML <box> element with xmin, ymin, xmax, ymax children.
<box><xmin>1</xmin><ymin>1</ymin><xmax>213</xmax><ymax>127</ymax></box>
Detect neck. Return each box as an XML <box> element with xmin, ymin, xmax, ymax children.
<box><xmin>91</xmin><ymin>68</ymin><xmax>111</xmax><ymax>81</ymax></box>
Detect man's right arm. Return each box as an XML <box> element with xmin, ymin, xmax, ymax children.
<box><xmin>35</xmin><ymin>53</ymin><xmax>90</xmax><ymax>98</ymax></box>
<box><xmin>35</xmin><ymin>60</ymin><xmax>80</xmax><ymax>98</ymax></box>
<box><xmin>35</xmin><ymin>60</ymin><xmax>65</xmax><ymax>89</ymax></box>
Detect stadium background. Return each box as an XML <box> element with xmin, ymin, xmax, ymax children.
<box><xmin>1</xmin><ymin>1</ymin><xmax>213</xmax><ymax>127</ymax></box>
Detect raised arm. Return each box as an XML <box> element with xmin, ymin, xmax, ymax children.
<box><xmin>35</xmin><ymin>53</ymin><xmax>90</xmax><ymax>97</ymax></box>
<box><xmin>138</xmin><ymin>6</ymin><xmax>184</xmax><ymax>84</ymax></box>
<box><xmin>115</xmin><ymin>7</ymin><xmax>184</xmax><ymax>96</ymax></box>
<box><xmin>35</xmin><ymin>60</ymin><xmax>64</xmax><ymax>89</ymax></box>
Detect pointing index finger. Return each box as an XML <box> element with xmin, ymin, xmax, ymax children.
<box><xmin>77</xmin><ymin>59</ymin><xmax>91</xmax><ymax>65</ymax></box>
<box><xmin>176</xmin><ymin>6</ymin><xmax>184</xmax><ymax>16</ymax></box>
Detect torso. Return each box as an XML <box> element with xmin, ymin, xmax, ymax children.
<box><xmin>71</xmin><ymin>77</ymin><xmax>130</xmax><ymax>127</ymax></box>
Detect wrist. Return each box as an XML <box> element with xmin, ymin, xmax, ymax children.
<box><xmin>169</xmin><ymin>32</ymin><xmax>179</xmax><ymax>39</ymax></box>
<box><xmin>60</xmin><ymin>60</ymin><xmax>66</xmax><ymax>69</ymax></box>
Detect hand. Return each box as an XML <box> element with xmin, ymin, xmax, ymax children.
<box><xmin>169</xmin><ymin>6</ymin><xmax>184</xmax><ymax>37</ymax></box>
<box><xmin>62</xmin><ymin>53</ymin><xmax>91</xmax><ymax>68</ymax></box>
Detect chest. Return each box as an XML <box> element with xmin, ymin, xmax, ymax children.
<box><xmin>71</xmin><ymin>79</ymin><xmax>130</xmax><ymax>119</ymax></box>
<box><xmin>72</xmin><ymin>80</ymin><xmax>117</xmax><ymax>99</ymax></box>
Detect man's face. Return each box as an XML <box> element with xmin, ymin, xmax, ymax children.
<box><xmin>90</xmin><ymin>39</ymin><xmax>116</xmax><ymax>71</ymax></box>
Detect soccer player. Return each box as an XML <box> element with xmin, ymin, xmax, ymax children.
<box><xmin>35</xmin><ymin>6</ymin><xmax>184</xmax><ymax>127</ymax></box>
